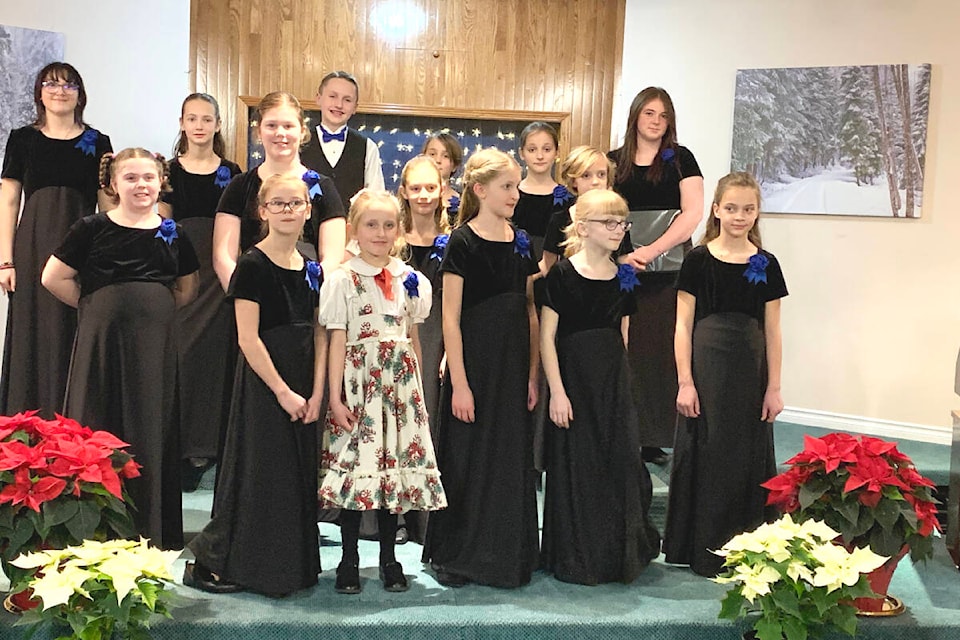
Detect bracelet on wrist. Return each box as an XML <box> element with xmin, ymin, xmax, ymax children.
<box><xmin>0</xmin><ymin>262</ymin><xmax>14</xmax><ymax>270</ymax></box>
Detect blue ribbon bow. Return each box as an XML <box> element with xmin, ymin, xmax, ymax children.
<box><xmin>320</xmin><ymin>126</ymin><xmax>346</xmax><ymax>143</ymax></box>
<box><xmin>302</xmin><ymin>170</ymin><xmax>323</xmax><ymax>199</ymax></box>
<box><xmin>447</xmin><ymin>194</ymin><xmax>460</xmax><ymax>215</ymax></box>
<box><xmin>552</xmin><ymin>185</ymin><xmax>573</xmax><ymax>207</ymax></box>
<box><xmin>74</xmin><ymin>129</ymin><xmax>98</xmax><ymax>156</ymax></box>
<box><xmin>305</xmin><ymin>260</ymin><xmax>322</xmax><ymax>292</ymax></box>
<box><xmin>403</xmin><ymin>271</ymin><xmax>420</xmax><ymax>298</ymax></box>
<box><xmin>660</xmin><ymin>147</ymin><xmax>676</xmax><ymax>163</ymax></box>
<box><xmin>155</xmin><ymin>219</ymin><xmax>178</xmax><ymax>245</ymax></box>
<box><xmin>214</xmin><ymin>165</ymin><xmax>232</xmax><ymax>188</ymax></box>
<box><xmin>430</xmin><ymin>234</ymin><xmax>449</xmax><ymax>262</ymax></box>
<box><xmin>514</xmin><ymin>228</ymin><xmax>532</xmax><ymax>259</ymax></box>
<box><xmin>617</xmin><ymin>263</ymin><xmax>640</xmax><ymax>292</ymax></box>
<box><xmin>743</xmin><ymin>253</ymin><xmax>769</xmax><ymax>285</ymax></box>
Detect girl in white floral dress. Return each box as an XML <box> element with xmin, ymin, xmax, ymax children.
<box><xmin>319</xmin><ymin>189</ymin><xmax>447</xmax><ymax>594</ymax></box>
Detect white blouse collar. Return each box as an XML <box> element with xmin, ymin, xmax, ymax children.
<box><xmin>347</xmin><ymin>255</ymin><xmax>405</xmax><ymax>277</ymax></box>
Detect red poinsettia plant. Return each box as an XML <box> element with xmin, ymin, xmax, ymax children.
<box><xmin>762</xmin><ymin>432</ymin><xmax>940</xmax><ymax>562</ymax></box>
<box><xmin>0</xmin><ymin>411</ymin><xmax>139</xmax><ymax>590</ymax></box>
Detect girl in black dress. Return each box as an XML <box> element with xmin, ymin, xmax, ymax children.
<box><xmin>421</xmin><ymin>133</ymin><xmax>462</xmax><ymax>222</ymax></box>
<box><xmin>162</xmin><ymin>93</ymin><xmax>241</xmax><ymax>487</ymax></box>
<box><xmin>611</xmin><ymin>87</ymin><xmax>705</xmax><ymax>466</ymax></box>
<box><xmin>41</xmin><ymin>148</ymin><xmax>199</xmax><ymax>550</ymax></box>
<box><xmin>664</xmin><ymin>172</ymin><xmax>787</xmax><ymax>576</ymax></box>
<box><xmin>540</xmin><ymin>189</ymin><xmax>661</xmax><ymax>585</ymax></box>
<box><xmin>422</xmin><ymin>148</ymin><xmax>540</xmax><ymax>588</ymax></box>
<box><xmin>0</xmin><ymin>62</ymin><xmax>112</xmax><ymax>417</ymax></box>
<box><xmin>186</xmin><ymin>173</ymin><xmax>325</xmax><ymax>596</ymax></box>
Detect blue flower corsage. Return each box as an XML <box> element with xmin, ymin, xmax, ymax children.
<box><xmin>214</xmin><ymin>165</ymin><xmax>232</xmax><ymax>188</ymax></box>
<box><xmin>430</xmin><ymin>233</ymin><xmax>449</xmax><ymax>261</ymax></box>
<box><xmin>514</xmin><ymin>228</ymin><xmax>532</xmax><ymax>259</ymax></box>
<box><xmin>403</xmin><ymin>271</ymin><xmax>420</xmax><ymax>298</ymax></box>
<box><xmin>302</xmin><ymin>170</ymin><xmax>323</xmax><ymax>199</ymax></box>
<box><xmin>743</xmin><ymin>253</ymin><xmax>769</xmax><ymax>285</ymax></box>
<box><xmin>660</xmin><ymin>147</ymin><xmax>676</xmax><ymax>163</ymax></box>
<box><xmin>552</xmin><ymin>185</ymin><xmax>573</xmax><ymax>207</ymax></box>
<box><xmin>617</xmin><ymin>263</ymin><xmax>640</xmax><ymax>292</ymax></box>
<box><xmin>74</xmin><ymin>129</ymin><xmax>98</xmax><ymax>156</ymax></box>
<box><xmin>447</xmin><ymin>194</ymin><xmax>460</xmax><ymax>215</ymax></box>
<box><xmin>304</xmin><ymin>260</ymin><xmax>322</xmax><ymax>292</ymax></box>
<box><xmin>155</xmin><ymin>219</ymin><xmax>178</xmax><ymax>245</ymax></box>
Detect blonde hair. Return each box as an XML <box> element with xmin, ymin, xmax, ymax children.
<box><xmin>396</xmin><ymin>156</ymin><xmax>451</xmax><ymax>260</ymax></box>
<box><xmin>701</xmin><ymin>172</ymin><xmax>763</xmax><ymax>248</ymax></box>
<box><xmin>256</xmin><ymin>173</ymin><xmax>310</xmax><ymax>237</ymax></box>
<box><xmin>560</xmin><ymin>146</ymin><xmax>615</xmax><ymax>194</ymax></box>
<box><xmin>560</xmin><ymin>189</ymin><xmax>628</xmax><ymax>257</ymax></box>
<box><xmin>458</xmin><ymin>148</ymin><xmax>520</xmax><ymax>226</ymax></box>
<box><xmin>256</xmin><ymin>91</ymin><xmax>311</xmax><ymax>146</ymax></box>
<box><xmin>99</xmin><ymin>148</ymin><xmax>171</xmax><ymax>203</ymax></box>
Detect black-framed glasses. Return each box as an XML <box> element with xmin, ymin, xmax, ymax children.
<box><xmin>264</xmin><ymin>199</ymin><xmax>309</xmax><ymax>214</ymax></box>
<box><xmin>585</xmin><ymin>218</ymin><xmax>632</xmax><ymax>232</ymax></box>
<box><xmin>41</xmin><ymin>81</ymin><xmax>80</xmax><ymax>93</ymax></box>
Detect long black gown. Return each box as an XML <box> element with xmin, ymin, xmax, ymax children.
<box><xmin>422</xmin><ymin>224</ymin><xmax>540</xmax><ymax>588</ymax></box>
<box><xmin>0</xmin><ymin>126</ymin><xmax>112</xmax><ymax>417</ymax></box>
<box><xmin>162</xmin><ymin>158</ymin><xmax>241</xmax><ymax>462</ymax></box>
<box><xmin>189</xmin><ymin>247</ymin><xmax>321</xmax><ymax>596</ymax></box>
<box><xmin>540</xmin><ymin>260</ymin><xmax>661</xmax><ymax>584</ymax></box>
<box><xmin>663</xmin><ymin>245</ymin><xmax>788</xmax><ymax>576</ymax></box>
<box><xmin>56</xmin><ymin>213</ymin><xmax>199</xmax><ymax>550</ymax></box>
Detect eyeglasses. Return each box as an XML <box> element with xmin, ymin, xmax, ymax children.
<box><xmin>264</xmin><ymin>199</ymin><xmax>309</xmax><ymax>214</ymax></box>
<box><xmin>41</xmin><ymin>81</ymin><xmax>80</xmax><ymax>93</ymax></box>
<box><xmin>585</xmin><ymin>218</ymin><xmax>632</xmax><ymax>232</ymax></box>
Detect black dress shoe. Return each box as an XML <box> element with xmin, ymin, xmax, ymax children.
<box><xmin>182</xmin><ymin>562</ymin><xmax>244</xmax><ymax>594</ymax></box>
<box><xmin>379</xmin><ymin>561</ymin><xmax>409</xmax><ymax>592</ymax></box>
<box><xmin>434</xmin><ymin>567</ymin><xmax>471</xmax><ymax>588</ymax></box>
<box><xmin>641</xmin><ymin>447</ymin><xmax>670</xmax><ymax>466</ymax></box>
<box><xmin>394</xmin><ymin>525</ymin><xmax>409</xmax><ymax>545</ymax></box>
<box><xmin>334</xmin><ymin>562</ymin><xmax>361</xmax><ymax>594</ymax></box>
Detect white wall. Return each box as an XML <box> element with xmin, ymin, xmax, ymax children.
<box><xmin>619</xmin><ymin>0</ymin><xmax>960</xmax><ymax>439</ymax></box>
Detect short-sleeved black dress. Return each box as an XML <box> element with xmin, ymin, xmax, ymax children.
<box><xmin>610</xmin><ymin>145</ymin><xmax>703</xmax><ymax>449</ymax></box>
<box><xmin>422</xmin><ymin>224</ymin><xmax>540</xmax><ymax>588</ymax></box>
<box><xmin>216</xmin><ymin>167</ymin><xmax>344</xmax><ymax>259</ymax></box>
<box><xmin>55</xmin><ymin>213</ymin><xmax>199</xmax><ymax>550</ymax></box>
<box><xmin>663</xmin><ymin>245</ymin><xmax>788</xmax><ymax>576</ymax></box>
<box><xmin>162</xmin><ymin>158</ymin><xmax>241</xmax><ymax>462</ymax></box>
<box><xmin>188</xmin><ymin>247</ymin><xmax>321</xmax><ymax>597</ymax></box>
<box><xmin>0</xmin><ymin>126</ymin><xmax>112</xmax><ymax>417</ymax></box>
<box><xmin>540</xmin><ymin>260</ymin><xmax>661</xmax><ymax>584</ymax></box>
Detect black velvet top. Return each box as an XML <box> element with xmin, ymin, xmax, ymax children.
<box><xmin>2</xmin><ymin>126</ymin><xmax>112</xmax><ymax>204</ymax></box>
<box><xmin>609</xmin><ymin>145</ymin><xmax>702</xmax><ymax>211</ymax></box>
<box><xmin>513</xmin><ymin>189</ymin><xmax>567</xmax><ymax>239</ymax></box>
<box><xmin>54</xmin><ymin>213</ymin><xmax>199</xmax><ymax>299</ymax></box>
<box><xmin>227</xmin><ymin>247</ymin><xmax>319</xmax><ymax>333</ymax></box>
<box><xmin>216</xmin><ymin>168</ymin><xmax>345</xmax><ymax>252</ymax></box>
<box><xmin>542</xmin><ymin>204</ymin><xmax>574</xmax><ymax>256</ymax></box>
<box><xmin>676</xmin><ymin>245</ymin><xmax>788</xmax><ymax>327</ymax></box>
<box><xmin>543</xmin><ymin>259</ymin><xmax>637</xmax><ymax>340</ymax></box>
<box><xmin>162</xmin><ymin>158</ymin><xmax>241</xmax><ymax>221</ymax></box>
<box><xmin>440</xmin><ymin>224</ymin><xmax>538</xmax><ymax>312</ymax></box>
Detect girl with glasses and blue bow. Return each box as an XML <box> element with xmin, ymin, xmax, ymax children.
<box><xmin>0</xmin><ymin>62</ymin><xmax>112</xmax><ymax>418</ymax></box>
<box><xmin>540</xmin><ymin>188</ymin><xmax>661</xmax><ymax>585</ymax></box>
<box><xmin>664</xmin><ymin>171</ymin><xmax>787</xmax><ymax>577</ymax></box>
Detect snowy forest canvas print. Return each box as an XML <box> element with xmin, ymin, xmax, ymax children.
<box><xmin>731</xmin><ymin>64</ymin><xmax>931</xmax><ymax>217</ymax></box>
<box><xmin>0</xmin><ymin>25</ymin><xmax>64</xmax><ymax>169</ymax></box>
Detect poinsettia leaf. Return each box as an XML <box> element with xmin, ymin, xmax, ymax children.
<box><xmin>772</xmin><ymin>585</ymin><xmax>802</xmax><ymax>618</ymax></box>
<box><xmin>849</xmin><ymin>506</ymin><xmax>875</xmax><ymax>538</ymax></box>
<box><xmin>845</xmin><ymin>578</ymin><xmax>877</xmax><ymax>599</ymax></box>
<box><xmin>799</xmin><ymin>483</ymin><xmax>826</xmax><ymax>510</ymax></box>
<box><xmin>0</xmin><ymin>504</ymin><xmax>14</xmax><ymax>531</ymax></box>
<box><xmin>874</xmin><ymin>497</ymin><xmax>902</xmax><ymax>528</ymax></box>
<box><xmin>836</xmin><ymin>498</ymin><xmax>860</xmax><ymax>525</ymax></box>
<box><xmin>829</xmin><ymin>605</ymin><xmax>859</xmax><ymax>636</ymax></box>
<box><xmin>717</xmin><ymin>590</ymin><xmax>747</xmax><ymax>620</ymax></box>
<box><xmin>8</xmin><ymin>513</ymin><xmax>37</xmax><ymax>555</ymax></box>
<box><xmin>910</xmin><ymin>534</ymin><xmax>933</xmax><ymax>562</ymax></box>
<box><xmin>64</xmin><ymin>499</ymin><xmax>100</xmax><ymax>541</ymax></box>
<box><xmin>138</xmin><ymin>581</ymin><xmax>160</xmax><ymax>611</ymax></box>
<box><xmin>43</xmin><ymin>497</ymin><xmax>80</xmax><ymax>527</ymax></box>
<box><xmin>102</xmin><ymin>507</ymin><xmax>137</xmax><ymax>539</ymax></box>
<box><xmin>755</xmin><ymin>617</ymin><xmax>784</xmax><ymax>640</ymax></box>
<box><xmin>869</xmin><ymin>525</ymin><xmax>903</xmax><ymax>557</ymax></box>
<box><xmin>781</xmin><ymin>616</ymin><xmax>808</xmax><ymax>640</ymax></box>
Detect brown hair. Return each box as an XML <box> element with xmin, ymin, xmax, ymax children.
<box><xmin>396</xmin><ymin>156</ymin><xmax>450</xmax><ymax>260</ymax></box>
<box><xmin>99</xmin><ymin>148</ymin><xmax>172</xmax><ymax>203</ymax></box>
<box><xmin>560</xmin><ymin>145</ymin><xmax>615</xmax><ymax>194</ymax></box>
<box><xmin>519</xmin><ymin>121</ymin><xmax>559</xmax><ymax>150</ymax></box>
<box><xmin>317</xmin><ymin>71</ymin><xmax>359</xmax><ymax>100</ymax></box>
<box><xmin>174</xmin><ymin>93</ymin><xmax>226</xmax><ymax>158</ymax></box>
<box><xmin>560</xmin><ymin>189</ymin><xmax>628</xmax><ymax>257</ymax></box>
<box><xmin>33</xmin><ymin>62</ymin><xmax>87</xmax><ymax>128</ymax></box>
<box><xmin>458</xmin><ymin>148</ymin><xmax>520</xmax><ymax>226</ymax></box>
<box><xmin>421</xmin><ymin>132</ymin><xmax>464</xmax><ymax>174</ymax></box>
<box><xmin>257</xmin><ymin>91</ymin><xmax>311</xmax><ymax>146</ymax></box>
<box><xmin>701</xmin><ymin>172</ymin><xmax>763</xmax><ymax>248</ymax></box>
<box><xmin>614</xmin><ymin>86</ymin><xmax>678</xmax><ymax>186</ymax></box>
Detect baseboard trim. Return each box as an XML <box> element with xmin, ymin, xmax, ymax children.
<box><xmin>779</xmin><ymin>407</ymin><xmax>951</xmax><ymax>446</ymax></box>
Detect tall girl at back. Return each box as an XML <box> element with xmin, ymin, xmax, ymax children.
<box><xmin>42</xmin><ymin>148</ymin><xmax>199</xmax><ymax>549</ymax></box>
<box><xmin>540</xmin><ymin>189</ymin><xmax>660</xmax><ymax>584</ymax></box>
<box><xmin>664</xmin><ymin>172</ymin><xmax>787</xmax><ymax>576</ymax></box>
<box><xmin>187</xmin><ymin>174</ymin><xmax>325</xmax><ymax>596</ymax></box>
<box><xmin>421</xmin><ymin>132</ymin><xmax>463</xmax><ymax>222</ymax></box>
<box><xmin>319</xmin><ymin>190</ymin><xmax>446</xmax><ymax>594</ymax></box>
<box><xmin>161</xmin><ymin>93</ymin><xmax>241</xmax><ymax>487</ymax></box>
<box><xmin>0</xmin><ymin>62</ymin><xmax>112</xmax><ymax>417</ymax></box>
<box><xmin>422</xmin><ymin>148</ymin><xmax>540</xmax><ymax>588</ymax></box>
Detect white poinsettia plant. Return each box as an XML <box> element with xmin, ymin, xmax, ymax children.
<box><xmin>714</xmin><ymin>514</ymin><xmax>888</xmax><ymax>640</ymax></box>
<box><xmin>11</xmin><ymin>538</ymin><xmax>179</xmax><ymax>640</ymax></box>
